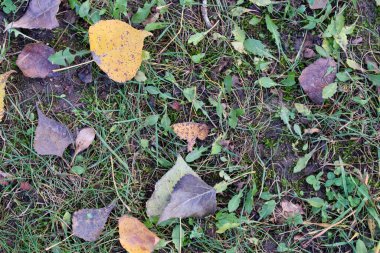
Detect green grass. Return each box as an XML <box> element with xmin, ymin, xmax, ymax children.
<box><xmin>1</xmin><ymin>0</ymin><xmax>380</xmax><ymax>252</ymax></box>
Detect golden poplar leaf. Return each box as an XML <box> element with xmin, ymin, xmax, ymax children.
<box><xmin>0</xmin><ymin>70</ymin><xmax>16</xmax><ymax>122</ymax></box>
<box><xmin>119</xmin><ymin>215</ymin><xmax>160</xmax><ymax>253</ymax></box>
<box><xmin>89</xmin><ymin>20</ymin><xmax>152</xmax><ymax>83</ymax></box>
<box><xmin>172</xmin><ymin>122</ymin><xmax>209</xmax><ymax>152</ymax></box>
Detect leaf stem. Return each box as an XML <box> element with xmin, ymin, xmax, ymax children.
<box><xmin>52</xmin><ymin>60</ymin><xmax>94</xmax><ymax>73</ymax></box>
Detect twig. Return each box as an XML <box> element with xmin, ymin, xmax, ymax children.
<box><xmin>201</xmin><ymin>0</ymin><xmax>213</xmax><ymax>29</ymax></box>
<box><xmin>45</xmin><ymin>234</ymin><xmax>73</xmax><ymax>251</ymax></box>
<box><xmin>157</xmin><ymin>8</ymin><xmax>184</xmax><ymax>56</ymax></box>
<box><xmin>52</xmin><ymin>60</ymin><xmax>94</xmax><ymax>73</ymax></box>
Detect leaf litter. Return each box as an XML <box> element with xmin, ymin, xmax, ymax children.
<box><xmin>172</xmin><ymin>122</ymin><xmax>209</xmax><ymax>152</ymax></box>
<box><xmin>5</xmin><ymin>0</ymin><xmax>61</xmax><ymax>31</ymax></box>
<box><xmin>0</xmin><ymin>70</ymin><xmax>16</xmax><ymax>122</ymax></box>
<box><xmin>72</xmin><ymin>202</ymin><xmax>115</xmax><ymax>242</ymax></box>
<box><xmin>119</xmin><ymin>215</ymin><xmax>160</xmax><ymax>253</ymax></box>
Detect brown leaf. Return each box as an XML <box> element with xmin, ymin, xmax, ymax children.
<box><xmin>16</xmin><ymin>43</ymin><xmax>58</xmax><ymax>78</ymax></box>
<box><xmin>280</xmin><ymin>200</ymin><xmax>304</xmax><ymax>218</ymax></box>
<box><xmin>119</xmin><ymin>215</ymin><xmax>160</xmax><ymax>253</ymax></box>
<box><xmin>74</xmin><ymin>127</ymin><xmax>96</xmax><ymax>156</ymax></box>
<box><xmin>19</xmin><ymin>182</ymin><xmax>32</xmax><ymax>191</ymax></box>
<box><xmin>309</xmin><ymin>0</ymin><xmax>328</xmax><ymax>9</ymax></box>
<box><xmin>172</xmin><ymin>122</ymin><xmax>209</xmax><ymax>152</ymax></box>
<box><xmin>0</xmin><ymin>70</ymin><xmax>16</xmax><ymax>122</ymax></box>
<box><xmin>298</xmin><ymin>58</ymin><xmax>336</xmax><ymax>104</ymax></box>
<box><xmin>158</xmin><ymin>174</ymin><xmax>217</xmax><ymax>223</ymax></box>
<box><xmin>5</xmin><ymin>0</ymin><xmax>60</xmax><ymax>30</ymax></box>
<box><xmin>72</xmin><ymin>202</ymin><xmax>115</xmax><ymax>242</ymax></box>
<box><xmin>0</xmin><ymin>170</ymin><xmax>12</xmax><ymax>186</ymax></box>
<box><xmin>304</xmin><ymin>128</ymin><xmax>320</xmax><ymax>134</ymax></box>
<box><xmin>33</xmin><ymin>108</ymin><xmax>74</xmax><ymax>157</ymax></box>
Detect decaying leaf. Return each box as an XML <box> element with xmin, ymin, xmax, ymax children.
<box><xmin>159</xmin><ymin>174</ymin><xmax>217</xmax><ymax>223</ymax></box>
<box><xmin>72</xmin><ymin>202</ymin><xmax>115</xmax><ymax>242</ymax></box>
<box><xmin>74</xmin><ymin>127</ymin><xmax>96</xmax><ymax>157</ymax></box>
<box><xmin>280</xmin><ymin>200</ymin><xmax>304</xmax><ymax>218</ymax></box>
<box><xmin>5</xmin><ymin>0</ymin><xmax>60</xmax><ymax>31</ymax></box>
<box><xmin>172</xmin><ymin>122</ymin><xmax>209</xmax><ymax>152</ymax></box>
<box><xmin>298</xmin><ymin>58</ymin><xmax>336</xmax><ymax>104</ymax></box>
<box><xmin>16</xmin><ymin>43</ymin><xmax>58</xmax><ymax>78</ymax></box>
<box><xmin>146</xmin><ymin>156</ymin><xmax>199</xmax><ymax>218</ymax></box>
<box><xmin>309</xmin><ymin>0</ymin><xmax>328</xmax><ymax>10</ymax></box>
<box><xmin>119</xmin><ymin>215</ymin><xmax>160</xmax><ymax>253</ymax></box>
<box><xmin>33</xmin><ymin>108</ymin><xmax>74</xmax><ymax>157</ymax></box>
<box><xmin>0</xmin><ymin>70</ymin><xmax>16</xmax><ymax>122</ymax></box>
<box><xmin>0</xmin><ymin>170</ymin><xmax>12</xmax><ymax>186</ymax></box>
<box><xmin>88</xmin><ymin>20</ymin><xmax>152</xmax><ymax>82</ymax></box>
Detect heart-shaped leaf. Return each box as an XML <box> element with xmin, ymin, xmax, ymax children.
<box><xmin>89</xmin><ymin>20</ymin><xmax>152</xmax><ymax>82</ymax></box>
<box><xmin>146</xmin><ymin>156</ymin><xmax>199</xmax><ymax>218</ymax></box>
<box><xmin>158</xmin><ymin>174</ymin><xmax>217</xmax><ymax>223</ymax></box>
<box><xmin>72</xmin><ymin>202</ymin><xmax>115</xmax><ymax>242</ymax></box>
<box><xmin>16</xmin><ymin>43</ymin><xmax>58</xmax><ymax>78</ymax></box>
<box><xmin>119</xmin><ymin>215</ymin><xmax>160</xmax><ymax>253</ymax></box>
<box><xmin>33</xmin><ymin>108</ymin><xmax>74</xmax><ymax>157</ymax></box>
<box><xmin>0</xmin><ymin>70</ymin><xmax>16</xmax><ymax>121</ymax></box>
<box><xmin>5</xmin><ymin>0</ymin><xmax>60</xmax><ymax>31</ymax></box>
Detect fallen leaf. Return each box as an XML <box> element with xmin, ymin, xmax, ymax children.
<box><xmin>280</xmin><ymin>200</ymin><xmax>304</xmax><ymax>218</ymax></box>
<box><xmin>19</xmin><ymin>182</ymin><xmax>32</xmax><ymax>191</ymax></box>
<box><xmin>304</xmin><ymin>128</ymin><xmax>320</xmax><ymax>134</ymax></box>
<box><xmin>33</xmin><ymin>108</ymin><xmax>74</xmax><ymax>157</ymax></box>
<box><xmin>74</xmin><ymin>127</ymin><xmax>95</xmax><ymax>157</ymax></box>
<box><xmin>119</xmin><ymin>215</ymin><xmax>160</xmax><ymax>253</ymax></box>
<box><xmin>5</xmin><ymin>0</ymin><xmax>60</xmax><ymax>30</ymax></box>
<box><xmin>0</xmin><ymin>170</ymin><xmax>12</xmax><ymax>186</ymax></box>
<box><xmin>0</xmin><ymin>70</ymin><xmax>16</xmax><ymax>121</ymax></box>
<box><xmin>89</xmin><ymin>20</ymin><xmax>152</xmax><ymax>83</ymax></box>
<box><xmin>172</xmin><ymin>122</ymin><xmax>209</xmax><ymax>152</ymax></box>
<box><xmin>72</xmin><ymin>202</ymin><xmax>115</xmax><ymax>242</ymax></box>
<box><xmin>16</xmin><ymin>43</ymin><xmax>58</xmax><ymax>78</ymax></box>
<box><xmin>146</xmin><ymin>155</ymin><xmax>199</xmax><ymax>218</ymax></box>
<box><xmin>309</xmin><ymin>0</ymin><xmax>328</xmax><ymax>9</ymax></box>
<box><xmin>159</xmin><ymin>174</ymin><xmax>217</xmax><ymax>223</ymax></box>
<box><xmin>298</xmin><ymin>58</ymin><xmax>337</xmax><ymax>104</ymax></box>
<box><xmin>77</xmin><ymin>64</ymin><xmax>93</xmax><ymax>83</ymax></box>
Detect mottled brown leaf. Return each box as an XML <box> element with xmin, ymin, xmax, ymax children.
<box><xmin>16</xmin><ymin>43</ymin><xmax>58</xmax><ymax>78</ymax></box>
<box><xmin>33</xmin><ymin>108</ymin><xmax>74</xmax><ymax>157</ymax></box>
<box><xmin>5</xmin><ymin>0</ymin><xmax>60</xmax><ymax>30</ymax></box>
<box><xmin>309</xmin><ymin>0</ymin><xmax>328</xmax><ymax>10</ymax></box>
<box><xmin>280</xmin><ymin>200</ymin><xmax>304</xmax><ymax>218</ymax></box>
<box><xmin>119</xmin><ymin>216</ymin><xmax>160</xmax><ymax>253</ymax></box>
<box><xmin>172</xmin><ymin>122</ymin><xmax>209</xmax><ymax>152</ymax></box>
<box><xmin>72</xmin><ymin>202</ymin><xmax>115</xmax><ymax>242</ymax></box>
<box><xmin>159</xmin><ymin>174</ymin><xmax>217</xmax><ymax>223</ymax></box>
<box><xmin>299</xmin><ymin>58</ymin><xmax>336</xmax><ymax>104</ymax></box>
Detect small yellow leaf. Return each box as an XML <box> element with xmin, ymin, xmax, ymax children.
<box><xmin>89</xmin><ymin>20</ymin><xmax>152</xmax><ymax>83</ymax></box>
<box><xmin>0</xmin><ymin>70</ymin><xmax>16</xmax><ymax>122</ymax></box>
<box><xmin>119</xmin><ymin>215</ymin><xmax>160</xmax><ymax>253</ymax></box>
<box><xmin>172</xmin><ymin>122</ymin><xmax>209</xmax><ymax>152</ymax></box>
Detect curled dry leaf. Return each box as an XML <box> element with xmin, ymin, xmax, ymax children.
<box><xmin>119</xmin><ymin>215</ymin><xmax>160</xmax><ymax>253</ymax></box>
<box><xmin>5</xmin><ymin>0</ymin><xmax>60</xmax><ymax>30</ymax></box>
<box><xmin>275</xmin><ymin>200</ymin><xmax>304</xmax><ymax>224</ymax></box>
<box><xmin>74</xmin><ymin>127</ymin><xmax>96</xmax><ymax>156</ymax></box>
<box><xmin>16</xmin><ymin>43</ymin><xmax>58</xmax><ymax>78</ymax></box>
<box><xmin>172</xmin><ymin>122</ymin><xmax>209</xmax><ymax>152</ymax></box>
<box><xmin>309</xmin><ymin>0</ymin><xmax>328</xmax><ymax>10</ymax></box>
<box><xmin>33</xmin><ymin>108</ymin><xmax>74</xmax><ymax>157</ymax></box>
<box><xmin>304</xmin><ymin>128</ymin><xmax>321</xmax><ymax>134</ymax></box>
<box><xmin>89</xmin><ymin>20</ymin><xmax>152</xmax><ymax>83</ymax></box>
<box><xmin>159</xmin><ymin>174</ymin><xmax>217</xmax><ymax>223</ymax></box>
<box><xmin>146</xmin><ymin>155</ymin><xmax>198</xmax><ymax>218</ymax></box>
<box><xmin>0</xmin><ymin>70</ymin><xmax>16</xmax><ymax>122</ymax></box>
<box><xmin>72</xmin><ymin>202</ymin><xmax>115</xmax><ymax>242</ymax></box>
<box><xmin>298</xmin><ymin>58</ymin><xmax>336</xmax><ymax>104</ymax></box>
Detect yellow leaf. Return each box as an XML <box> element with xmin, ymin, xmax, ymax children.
<box><xmin>119</xmin><ymin>215</ymin><xmax>160</xmax><ymax>253</ymax></box>
<box><xmin>89</xmin><ymin>20</ymin><xmax>152</xmax><ymax>83</ymax></box>
<box><xmin>0</xmin><ymin>70</ymin><xmax>16</xmax><ymax>122</ymax></box>
<box><xmin>172</xmin><ymin>122</ymin><xmax>209</xmax><ymax>152</ymax></box>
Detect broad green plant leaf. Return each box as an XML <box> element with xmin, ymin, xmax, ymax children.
<box><xmin>228</xmin><ymin>190</ymin><xmax>243</xmax><ymax>212</ymax></box>
<box><xmin>259</xmin><ymin>200</ymin><xmax>276</xmax><ymax>220</ymax></box>
<box><xmin>244</xmin><ymin>39</ymin><xmax>275</xmax><ymax>59</ymax></box>
<box><xmin>257</xmin><ymin>77</ymin><xmax>278</xmax><ymax>88</ymax></box>
<box><xmin>322</xmin><ymin>82</ymin><xmax>337</xmax><ymax>99</ymax></box>
<box><xmin>48</xmin><ymin>48</ymin><xmax>89</xmax><ymax>66</ymax></box>
<box><xmin>89</xmin><ymin>20</ymin><xmax>152</xmax><ymax>82</ymax></box>
<box><xmin>146</xmin><ymin>156</ymin><xmax>199</xmax><ymax>218</ymax></box>
<box><xmin>293</xmin><ymin>149</ymin><xmax>315</xmax><ymax>173</ymax></box>
<box><xmin>250</xmin><ymin>0</ymin><xmax>272</xmax><ymax>6</ymax></box>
